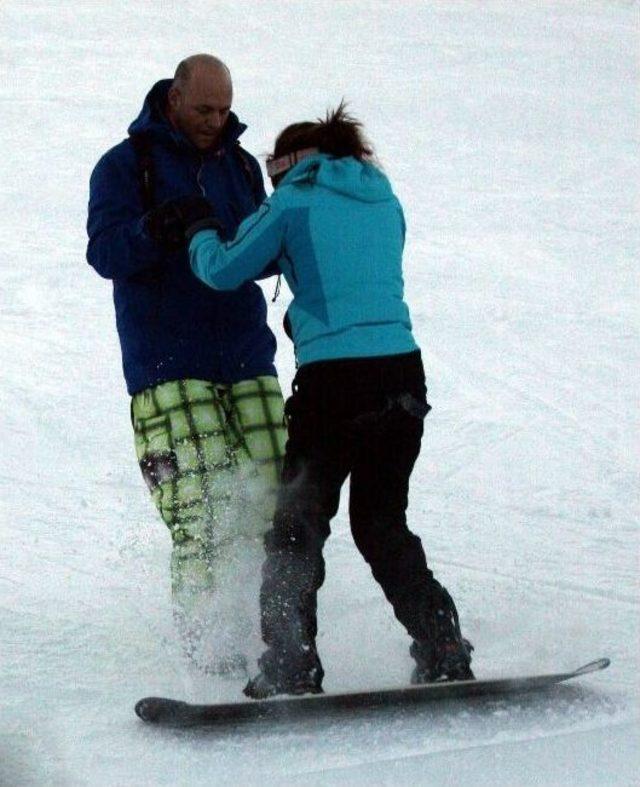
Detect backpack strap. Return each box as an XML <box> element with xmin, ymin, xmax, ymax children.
<box><xmin>130</xmin><ymin>132</ymin><xmax>155</xmax><ymax>212</ymax></box>
<box><xmin>131</xmin><ymin>133</ymin><xmax>258</xmax><ymax>212</ymax></box>
<box><xmin>234</xmin><ymin>143</ymin><xmax>261</xmax><ymax>205</ymax></box>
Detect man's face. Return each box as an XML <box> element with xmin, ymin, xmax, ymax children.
<box><xmin>168</xmin><ymin>69</ymin><xmax>233</xmax><ymax>151</ymax></box>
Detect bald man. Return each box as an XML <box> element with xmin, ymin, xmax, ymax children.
<box><xmin>87</xmin><ymin>55</ymin><xmax>286</xmax><ymax>677</ymax></box>
<box><xmin>167</xmin><ymin>55</ymin><xmax>232</xmax><ymax>150</ymax></box>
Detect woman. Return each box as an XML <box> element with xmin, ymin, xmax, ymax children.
<box><xmin>185</xmin><ymin>105</ymin><xmax>474</xmax><ymax>698</ymax></box>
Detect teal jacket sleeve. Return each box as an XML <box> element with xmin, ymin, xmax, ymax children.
<box><xmin>397</xmin><ymin>199</ymin><xmax>406</xmax><ymax>250</ymax></box>
<box><xmin>189</xmin><ymin>197</ymin><xmax>285</xmax><ymax>290</ymax></box>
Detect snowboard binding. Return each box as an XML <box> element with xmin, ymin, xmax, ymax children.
<box><xmin>410</xmin><ymin>585</ymin><xmax>475</xmax><ymax>683</ymax></box>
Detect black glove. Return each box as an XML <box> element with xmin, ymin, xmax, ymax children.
<box><xmin>144</xmin><ymin>196</ymin><xmax>220</xmax><ymax>252</ymax></box>
<box><xmin>184</xmin><ymin>214</ymin><xmax>224</xmax><ymax>242</ymax></box>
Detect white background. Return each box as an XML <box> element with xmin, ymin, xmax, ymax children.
<box><xmin>1</xmin><ymin>1</ymin><xmax>638</xmax><ymax>784</ymax></box>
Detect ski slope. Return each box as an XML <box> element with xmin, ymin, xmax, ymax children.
<box><xmin>1</xmin><ymin>1</ymin><xmax>638</xmax><ymax>784</ymax></box>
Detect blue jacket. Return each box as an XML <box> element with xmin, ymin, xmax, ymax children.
<box><xmin>86</xmin><ymin>79</ymin><xmax>277</xmax><ymax>394</ymax></box>
<box><xmin>190</xmin><ymin>153</ymin><xmax>418</xmax><ymax>367</ymax></box>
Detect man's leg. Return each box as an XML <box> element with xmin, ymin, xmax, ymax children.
<box><xmin>226</xmin><ymin>376</ymin><xmax>287</xmax><ymax>537</ymax></box>
<box><xmin>132</xmin><ymin>379</ymin><xmax>252</xmax><ymax>671</ymax></box>
<box><xmin>205</xmin><ymin>376</ymin><xmax>288</xmax><ymax>662</ymax></box>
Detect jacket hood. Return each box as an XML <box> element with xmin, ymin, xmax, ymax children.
<box><xmin>127</xmin><ymin>79</ymin><xmax>246</xmax><ymax>150</ymax></box>
<box><xmin>281</xmin><ymin>153</ymin><xmax>394</xmax><ymax>203</ymax></box>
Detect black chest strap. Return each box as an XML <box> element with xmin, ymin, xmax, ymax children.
<box><xmin>130</xmin><ymin>132</ymin><xmax>156</xmax><ymax>212</ymax></box>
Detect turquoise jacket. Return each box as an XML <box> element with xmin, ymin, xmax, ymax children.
<box><xmin>189</xmin><ymin>153</ymin><xmax>418</xmax><ymax>367</ymax></box>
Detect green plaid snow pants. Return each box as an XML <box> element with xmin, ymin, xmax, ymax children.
<box><xmin>131</xmin><ymin>377</ymin><xmax>287</xmax><ymax>639</ymax></box>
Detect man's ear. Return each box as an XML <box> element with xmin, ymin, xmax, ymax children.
<box><xmin>167</xmin><ymin>86</ymin><xmax>181</xmax><ymax>111</ymax></box>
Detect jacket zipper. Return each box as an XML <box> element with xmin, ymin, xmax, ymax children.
<box><xmin>194</xmin><ymin>155</ymin><xmax>226</xmax><ymax>371</ymax></box>
<box><xmin>196</xmin><ymin>155</ymin><xmax>206</xmax><ymax>196</ymax></box>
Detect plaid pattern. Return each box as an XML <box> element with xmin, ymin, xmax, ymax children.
<box><xmin>131</xmin><ymin>376</ymin><xmax>286</xmax><ymax>615</ymax></box>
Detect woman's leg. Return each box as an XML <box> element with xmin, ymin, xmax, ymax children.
<box><xmin>348</xmin><ymin>392</ymin><xmax>435</xmax><ymax>640</ymax></box>
<box><xmin>347</xmin><ymin>361</ymin><xmax>474</xmax><ymax>682</ymax></box>
<box><xmin>245</xmin><ymin>381</ymin><xmax>350</xmax><ymax>697</ymax></box>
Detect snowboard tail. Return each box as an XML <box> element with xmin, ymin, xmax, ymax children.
<box><xmin>134</xmin><ymin>658</ymin><xmax>610</xmax><ymax>728</ymax></box>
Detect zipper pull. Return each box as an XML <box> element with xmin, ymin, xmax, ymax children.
<box><xmin>272</xmin><ymin>274</ymin><xmax>282</xmax><ymax>303</ymax></box>
<box><xmin>196</xmin><ymin>155</ymin><xmax>206</xmax><ymax>197</ymax></box>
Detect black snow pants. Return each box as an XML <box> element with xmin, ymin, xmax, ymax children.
<box><xmin>257</xmin><ymin>350</ymin><xmax>437</xmax><ymax>682</ymax></box>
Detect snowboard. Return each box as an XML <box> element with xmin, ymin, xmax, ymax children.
<box><xmin>134</xmin><ymin>657</ymin><xmax>609</xmax><ymax>728</ymax></box>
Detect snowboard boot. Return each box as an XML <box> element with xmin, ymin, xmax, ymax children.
<box><xmin>244</xmin><ymin>668</ymin><xmax>324</xmax><ymax>700</ymax></box>
<box><xmin>243</xmin><ymin>647</ymin><xmax>324</xmax><ymax>699</ymax></box>
<box><xmin>410</xmin><ymin>585</ymin><xmax>475</xmax><ymax>683</ymax></box>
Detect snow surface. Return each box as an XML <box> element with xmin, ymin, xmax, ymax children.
<box><xmin>1</xmin><ymin>1</ymin><xmax>638</xmax><ymax>784</ymax></box>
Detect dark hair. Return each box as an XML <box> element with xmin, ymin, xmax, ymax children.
<box><xmin>272</xmin><ymin>102</ymin><xmax>373</xmax><ymax>163</ymax></box>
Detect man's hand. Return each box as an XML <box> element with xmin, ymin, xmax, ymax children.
<box><xmin>144</xmin><ymin>196</ymin><xmax>221</xmax><ymax>252</ymax></box>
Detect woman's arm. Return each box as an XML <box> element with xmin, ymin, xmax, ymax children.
<box><xmin>189</xmin><ymin>197</ymin><xmax>285</xmax><ymax>290</ymax></box>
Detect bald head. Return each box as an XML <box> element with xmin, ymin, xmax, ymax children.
<box><xmin>173</xmin><ymin>54</ymin><xmax>232</xmax><ymax>91</ymax></box>
<box><xmin>167</xmin><ymin>54</ymin><xmax>233</xmax><ymax>150</ymax></box>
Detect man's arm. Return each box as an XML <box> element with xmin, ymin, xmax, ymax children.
<box><xmin>249</xmin><ymin>154</ymin><xmax>268</xmax><ymax>205</ymax></box>
<box><xmin>189</xmin><ymin>197</ymin><xmax>285</xmax><ymax>291</ymax></box>
<box><xmin>86</xmin><ymin>144</ymin><xmax>163</xmax><ymax>280</ymax></box>
<box><xmin>244</xmin><ymin>154</ymin><xmax>279</xmax><ymax>280</ymax></box>
<box><xmin>237</xmin><ymin>146</ymin><xmax>268</xmax><ymax>208</ymax></box>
